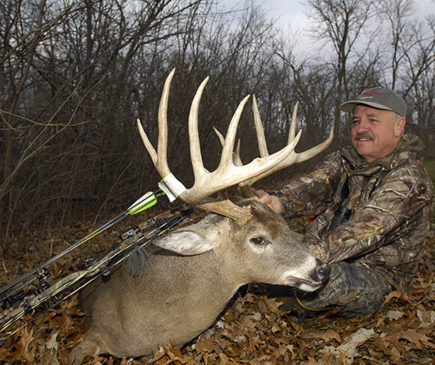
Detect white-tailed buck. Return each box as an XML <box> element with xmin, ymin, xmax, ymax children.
<box><xmin>69</xmin><ymin>70</ymin><xmax>333</xmax><ymax>363</ymax></box>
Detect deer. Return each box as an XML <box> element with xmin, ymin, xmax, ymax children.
<box><xmin>69</xmin><ymin>70</ymin><xmax>334</xmax><ymax>364</ymax></box>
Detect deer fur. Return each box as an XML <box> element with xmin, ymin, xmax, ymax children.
<box><xmin>69</xmin><ymin>202</ymin><xmax>329</xmax><ymax>363</ymax></box>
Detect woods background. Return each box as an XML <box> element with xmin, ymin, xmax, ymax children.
<box><xmin>1</xmin><ymin>0</ymin><xmax>434</xmax><ymax>238</ymax></box>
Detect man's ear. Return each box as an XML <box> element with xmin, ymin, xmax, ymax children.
<box><xmin>394</xmin><ymin>116</ymin><xmax>406</xmax><ymax>137</ymax></box>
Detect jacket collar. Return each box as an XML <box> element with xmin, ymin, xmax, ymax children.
<box><xmin>340</xmin><ymin>134</ymin><xmax>425</xmax><ymax>173</ymax></box>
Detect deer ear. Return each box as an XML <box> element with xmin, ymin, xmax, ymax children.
<box><xmin>153</xmin><ymin>217</ymin><xmax>223</xmax><ymax>255</ymax></box>
<box><xmin>154</xmin><ymin>230</ymin><xmax>217</xmax><ymax>255</ymax></box>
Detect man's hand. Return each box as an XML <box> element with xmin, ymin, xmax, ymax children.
<box><xmin>251</xmin><ymin>188</ymin><xmax>283</xmax><ymax>214</ymax></box>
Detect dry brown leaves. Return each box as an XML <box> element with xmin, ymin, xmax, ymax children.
<box><xmin>0</xmin><ymin>219</ymin><xmax>433</xmax><ymax>364</ymax></box>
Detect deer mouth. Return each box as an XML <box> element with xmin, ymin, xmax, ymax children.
<box><xmin>284</xmin><ymin>276</ymin><xmax>324</xmax><ymax>292</ymax></box>
<box><xmin>281</xmin><ymin>261</ymin><xmax>330</xmax><ymax>292</ymax></box>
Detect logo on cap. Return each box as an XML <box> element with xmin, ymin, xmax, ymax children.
<box><xmin>361</xmin><ymin>90</ymin><xmax>382</xmax><ymax>97</ymax></box>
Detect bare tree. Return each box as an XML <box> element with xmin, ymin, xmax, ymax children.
<box><xmin>403</xmin><ymin>18</ymin><xmax>435</xmax><ymax>153</ymax></box>
<box><xmin>377</xmin><ymin>0</ymin><xmax>435</xmax><ymax>150</ymax></box>
<box><xmin>0</xmin><ymin>0</ymin><xmax>208</xmax><ymax>238</ymax></box>
<box><xmin>378</xmin><ymin>0</ymin><xmax>414</xmax><ymax>89</ymax></box>
<box><xmin>0</xmin><ymin>0</ymin><xmax>83</xmax><ymax>235</ymax></box>
<box><xmin>304</xmin><ymin>0</ymin><xmax>378</xmax><ymax>141</ymax></box>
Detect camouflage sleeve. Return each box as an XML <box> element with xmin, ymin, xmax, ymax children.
<box><xmin>271</xmin><ymin>151</ymin><xmax>342</xmax><ymax>218</ymax></box>
<box><xmin>316</xmin><ymin>160</ymin><xmax>433</xmax><ymax>264</ymax></box>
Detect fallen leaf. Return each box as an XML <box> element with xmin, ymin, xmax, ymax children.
<box><xmin>45</xmin><ymin>331</ymin><xmax>59</xmax><ymax>352</ymax></box>
<box><xmin>194</xmin><ymin>338</ymin><xmax>221</xmax><ymax>353</ymax></box>
<box><xmin>417</xmin><ymin>309</ymin><xmax>435</xmax><ymax>327</ymax></box>
<box><xmin>383</xmin><ymin>290</ymin><xmax>403</xmax><ymax>304</ymax></box>
<box><xmin>338</xmin><ymin>328</ymin><xmax>376</xmax><ymax>353</ymax></box>
<box><xmin>302</xmin><ymin>329</ymin><xmax>341</xmax><ymax>344</ymax></box>
<box><xmin>389</xmin><ymin>328</ymin><xmax>435</xmax><ymax>349</ymax></box>
<box><xmin>385</xmin><ymin>310</ymin><xmax>405</xmax><ymax>321</ymax></box>
<box><xmin>321</xmin><ymin>328</ymin><xmax>376</xmax><ymax>365</ymax></box>
<box><xmin>19</xmin><ymin>326</ymin><xmax>35</xmax><ymax>363</ymax></box>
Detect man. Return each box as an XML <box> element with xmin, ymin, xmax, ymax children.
<box><xmin>254</xmin><ymin>87</ymin><xmax>433</xmax><ymax>319</ymax></box>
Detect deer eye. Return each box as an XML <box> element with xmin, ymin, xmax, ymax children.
<box><xmin>250</xmin><ymin>236</ymin><xmax>266</xmax><ymax>245</ymax></box>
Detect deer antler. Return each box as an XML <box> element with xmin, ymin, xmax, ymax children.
<box><xmin>237</xmin><ymin>95</ymin><xmax>334</xmax><ymax>188</ymax></box>
<box><xmin>137</xmin><ymin>70</ymin><xmax>300</xmax><ymax>219</ymax></box>
<box><xmin>213</xmin><ymin>96</ymin><xmax>334</xmax><ymax>198</ymax></box>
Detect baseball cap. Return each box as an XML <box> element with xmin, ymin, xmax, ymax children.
<box><xmin>339</xmin><ymin>87</ymin><xmax>407</xmax><ymax>116</ymax></box>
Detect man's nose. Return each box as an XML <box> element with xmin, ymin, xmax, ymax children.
<box><xmin>354</xmin><ymin>118</ymin><xmax>370</xmax><ymax>132</ymax></box>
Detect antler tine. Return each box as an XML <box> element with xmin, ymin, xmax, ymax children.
<box><xmin>213</xmin><ymin>126</ymin><xmax>225</xmax><ymax>148</ymax></box>
<box><xmin>213</xmin><ymin>127</ymin><xmax>242</xmax><ymax>166</ymax></box>
<box><xmin>240</xmin><ymin>100</ymin><xmax>333</xmax><ymax>187</ymax></box>
<box><xmin>156</xmin><ymin>69</ymin><xmax>175</xmax><ymax>177</ymax></box>
<box><xmin>252</xmin><ymin>95</ymin><xmax>269</xmax><ymax>157</ymax></box>
<box><xmin>288</xmin><ymin>101</ymin><xmax>298</xmax><ymax>144</ymax></box>
<box><xmin>137</xmin><ymin>119</ymin><xmax>157</xmax><ymax>165</ymax></box>
<box><xmin>220</xmin><ymin>95</ymin><xmax>250</xmax><ymax>169</ymax></box>
<box><xmin>234</xmin><ymin>139</ymin><xmax>242</xmax><ymax>166</ymax></box>
<box><xmin>137</xmin><ymin>69</ymin><xmax>175</xmax><ymax>178</ymax></box>
<box><xmin>285</xmin><ymin>100</ymin><xmax>334</xmax><ymax>164</ymax></box>
<box><xmin>252</xmin><ymin>97</ymin><xmax>299</xmax><ymax>160</ymax></box>
<box><xmin>189</xmin><ymin>76</ymin><xmax>209</xmax><ymax>181</ymax></box>
<box><xmin>290</xmin><ymin>126</ymin><xmax>334</xmax><ymax>163</ymax></box>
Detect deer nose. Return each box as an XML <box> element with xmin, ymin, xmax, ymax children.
<box><xmin>315</xmin><ymin>263</ymin><xmax>330</xmax><ymax>282</ymax></box>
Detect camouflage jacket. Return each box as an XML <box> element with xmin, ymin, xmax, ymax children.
<box><xmin>273</xmin><ymin>134</ymin><xmax>433</xmax><ymax>292</ymax></box>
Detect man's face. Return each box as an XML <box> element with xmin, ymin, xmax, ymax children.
<box><xmin>351</xmin><ymin>105</ymin><xmax>405</xmax><ymax>163</ymax></box>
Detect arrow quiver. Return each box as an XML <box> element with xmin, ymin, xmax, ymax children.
<box><xmin>0</xmin><ymin>207</ymin><xmax>193</xmax><ymax>342</ymax></box>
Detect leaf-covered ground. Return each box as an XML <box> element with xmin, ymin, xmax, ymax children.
<box><xmin>0</xmin><ymin>210</ymin><xmax>434</xmax><ymax>364</ymax></box>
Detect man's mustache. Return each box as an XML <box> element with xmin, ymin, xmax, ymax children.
<box><xmin>354</xmin><ymin>133</ymin><xmax>374</xmax><ymax>141</ymax></box>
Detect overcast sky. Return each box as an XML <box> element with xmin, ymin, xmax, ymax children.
<box><xmin>219</xmin><ymin>0</ymin><xmax>435</xmax><ymax>17</ymax></box>
<box><xmin>218</xmin><ymin>0</ymin><xmax>435</xmax><ymax>32</ymax></box>
<box><xmin>217</xmin><ymin>0</ymin><xmax>435</xmax><ymax>56</ymax></box>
